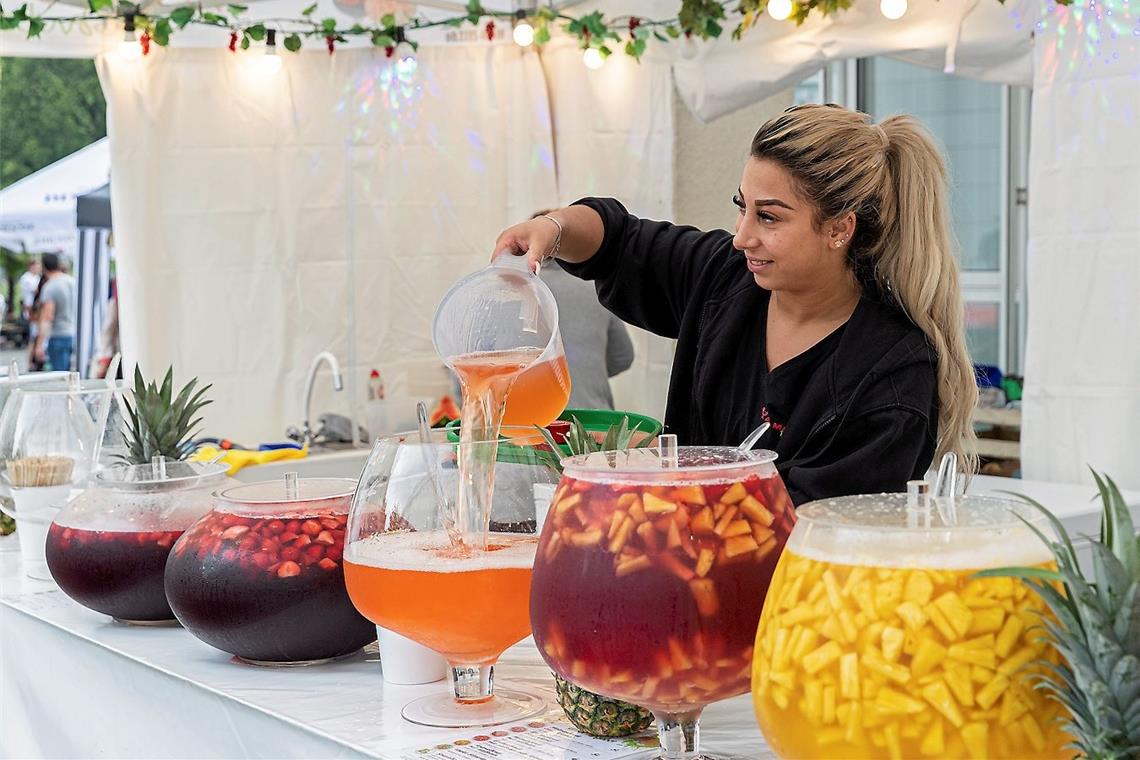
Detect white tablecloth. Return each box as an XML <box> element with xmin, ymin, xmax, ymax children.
<box><xmin>0</xmin><ymin>543</ymin><xmax>774</xmax><ymax>759</ymax></box>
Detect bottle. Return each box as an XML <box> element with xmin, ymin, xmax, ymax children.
<box><xmin>368</xmin><ymin>369</ymin><xmax>385</xmax><ymax>401</ymax></box>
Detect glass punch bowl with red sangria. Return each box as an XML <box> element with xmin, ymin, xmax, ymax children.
<box><xmin>164</xmin><ymin>476</ymin><xmax>377</xmax><ymax>666</ymax></box>
<box><xmin>45</xmin><ymin>458</ymin><xmax>230</xmax><ymax>624</ymax></box>
<box><xmin>530</xmin><ymin>445</ymin><xmax>796</xmax><ymax>759</ymax></box>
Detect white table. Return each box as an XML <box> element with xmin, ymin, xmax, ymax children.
<box><xmin>4</xmin><ymin>473</ymin><xmax>1135</xmax><ymax>759</ymax></box>
<box><xmin>0</xmin><ymin>545</ymin><xmax>773</xmax><ymax>759</ymax></box>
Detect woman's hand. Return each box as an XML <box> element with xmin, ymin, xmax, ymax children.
<box><xmin>491</xmin><ymin>216</ymin><xmax>561</xmax><ymax>274</ymax></box>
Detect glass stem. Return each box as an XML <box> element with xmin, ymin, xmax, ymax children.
<box><xmin>655</xmin><ymin>710</ymin><xmax>702</xmax><ymax>760</ymax></box>
<box><xmin>450</xmin><ymin>663</ymin><xmax>494</xmax><ymax>703</ymax></box>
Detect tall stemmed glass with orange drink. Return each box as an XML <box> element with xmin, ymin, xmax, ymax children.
<box><xmin>346</xmin><ymin>254</ymin><xmax>571</xmax><ymax>727</ymax></box>
<box><xmin>345</xmin><ymin>430</ymin><xmax>560</xmax><ymax>727</ymax></box>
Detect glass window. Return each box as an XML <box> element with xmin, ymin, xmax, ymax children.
<box><xmin>861</xmin><ymin>58</ymin><xmax>1003</xmax><ymax>273</ymax></box>
<box><xmin>964</xmin><ymin>301</ymin><xmax>1001</xmax><ymax>367</ymax></box>
<box><xmin>793</xmin><ymin>70</ymin><xmax>824</xmax><ymax>105</ymax></box>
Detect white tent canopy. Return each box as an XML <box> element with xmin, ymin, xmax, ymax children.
<box><xmin>0</xmin><ymin>137</ymin><xmax>110</xmax><ymax>259</ymax></box>
<box><xmin>672</xmin><ymin>0</ymin><xmax>1037</xmax><ymax>121</ymax></box>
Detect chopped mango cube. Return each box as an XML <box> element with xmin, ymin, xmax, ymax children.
<box><xmin>720</xmin><ymin>482</ymin><xmax>747</xmax><ymax>504</ymax></box>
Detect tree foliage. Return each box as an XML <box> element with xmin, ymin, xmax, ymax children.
<box><xmin>0</xmin><ymin>57</ymin><xmax>106</xmax><ymax>189</ymax></box>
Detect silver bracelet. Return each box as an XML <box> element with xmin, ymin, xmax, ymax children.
<box><xmin>539</xmin><ymin>214</ymin><xmax>562</xmax><ymax>262</ymax></box>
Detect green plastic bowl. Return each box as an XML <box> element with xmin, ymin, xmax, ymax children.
<box><xmin>444</xmin><ymin>408</ymin><xmax>662</xmax><ymax>462</ymax></box>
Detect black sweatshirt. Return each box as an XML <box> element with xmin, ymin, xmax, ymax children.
<box><xmin>561</xmin><ymin>197</ymin><xmax>940</xmax><ymax>506</ymax></box>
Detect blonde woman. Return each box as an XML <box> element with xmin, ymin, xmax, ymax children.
<box><xmin>493</xmin><ymin>104</ymin><xmax>977</xmax><ymax>504</ymax></box>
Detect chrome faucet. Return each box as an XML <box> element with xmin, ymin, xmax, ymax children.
<box><xmin>294</xmin><ymin>351</ymin><xmax>344</xmax><ymax>448</ymax></box>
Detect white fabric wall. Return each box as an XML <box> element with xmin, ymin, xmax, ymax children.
<box><xmin>539</xmin><ymin>38</ymin><xmax>677</xmax><ymax>421</ymax></box>
<box><xmin>98</xmin><ymin>44</ymin><xmax>557</xmax><ymax>444</ymax></box>
<box><xmin>1020</xmin><ymin>2</ymin><xmax>1140</xmax><ymax>487</ymax></box>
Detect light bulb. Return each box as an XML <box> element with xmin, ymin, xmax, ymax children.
<box><xmin>513</xmin><ymin>21</ymin><xmax>535</xmax><ymax>47</ymax></box>
<box><xmin>582</xmin><ymin>47</ymin><xmax>604</xmax><ymax>70</ymax></box>
<box><xmin>260</xmin><ymin>50</ymin><xmax>283</xmax><ymax>73</ymax></box>
<box><xmin>880</xmin><ymin>0</ymin><xmax>907</xmax><ymax>19</ymax></box>
<box><xmin>119</xmin><ymin>30</ymin><xmax>142</xmax><ymax>60</ymax></box>
<box><xmin>767</xmin><ymin>0</ymin><xmax>793</xmax><ymax>21</ymax></box>
<box><xmin>258</xmin><ymin>30</ymin><xmax>283</xmax><ymax>73</ymax></box>
<box><xmin>394</xmin><ymin>41</ymin><xmax>417</xmax><ymax>75</ymax></box>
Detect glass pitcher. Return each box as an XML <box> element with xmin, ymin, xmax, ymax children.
<box><xmin>530</xmin><ymin>445</ymin><xmax>796</xmax><ymax>759</ymax></box>
<box><xmin>433</xmin><ymin>254</ymin><xmax>570</xmax><ymax>429</ymax></box>
<box><xmin>751</xmin><ymin>491</ymin><xmax>1071</xmax><ymax>759</ymax></box>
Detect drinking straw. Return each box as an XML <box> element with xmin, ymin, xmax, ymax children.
<box><xmin>416</xmin><ymin>402</ymin><xmax>452</xmax><ymax>519</ymax></box>
<box><xmin>284</xmin><ymin>471</ymin><xmax>299</xmax><ymax>500</ymax></box>
<box><xmin>906</xmin><ymin>479</ymin><xmax>931</xmax><ymax>529</ymax></box>
<box><xmin>659</xmin><ymin>433</ymin><xmax>679</xmax><ymax>469</ymax></box>
<box><xmin>931</xmin><ymin>452</ymin><xmax>960</xmax><ymax>527</ymax></box>
<box><xmin>152</xmin><ymin>455</ymin><xmax>167</xmax><ymax>481</ymax></box>
<box><xmin>737</xmin><ymin>423</ymin><xmax>770</xmax><ymax>453</ymax></box>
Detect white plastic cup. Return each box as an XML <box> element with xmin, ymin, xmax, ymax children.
<box><xmin>533</xmin><ymin>482</ymin><xmax>558</xmax><ymax>535</ymax></box>
<box><xmin>9</xmin><ymin>484</ymin><xmax>70</xmax><ymax>580</ymax></box>
<box><xmin>377</xmin><ymin>626</ymin><xmax>447</xmax><ymax>685</ymax></box>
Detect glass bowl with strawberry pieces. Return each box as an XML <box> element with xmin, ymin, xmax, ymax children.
<box><xmin>46</xmin><ymin>459</ymin><xmax>230</xmax><ymax>624</ymax></box>
<box><xmin>164</xmin><ymin>475</ymin><xmax>376</xmax><ymax>665</ymax></box>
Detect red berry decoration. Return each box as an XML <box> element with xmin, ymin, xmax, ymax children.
<box><xmin>485</xmin><ymin>20</ymin><xmax>495</xmax><ymax>41</ymax></box>
<box><xmin>384</xmin><ymin>45</ymin><xmax>395</xmax><ymax>58</ymax></box>
<box><xmin>140</xmin><ymin>31</ymin><xmax>151</xmax><ymax>55</ymax></box>
<box><xmin>628</xmin><ymin>16</ymin><xmax>641</xmax><ymax>34</ymax></box>
<box><xmin>326</xmin><ymin>34</ymin><xmax>335</xmax><ymax>54</ymax></box>
<box><xmin>228</xmin><ymin>31</ymin><xmax>238</xmax><ymax>52</ymax></box>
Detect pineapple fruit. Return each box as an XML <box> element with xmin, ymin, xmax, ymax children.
<box><xmin>121</xmin><ymin>366</ymin><xmax>212</xmax><ymax>464</ymax></box>
<box><xmin>554</xmin><ymin>674</ymin><xmax>654</xmax><ymax>738</ymax></box>
<box><xmin>752</xmin><ymin>551</ymin><xmax>1071</xmax><ymax>759</ymax></box>
<box><xmin>976</xmin><ymin>471</ymin><xmax>1140</xmax><ymax>760</ymax></box>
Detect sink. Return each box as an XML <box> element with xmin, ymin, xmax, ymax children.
<box><xmin>232</xmin><ymin>448</ymin><xmax>371</xmax><ymax>483</ymax></box>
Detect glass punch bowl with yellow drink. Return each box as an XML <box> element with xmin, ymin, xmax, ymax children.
<box><xmin>751</xmin><ymin>489</ymin><xmax>1072</xmax><ymax>759</ymax></box>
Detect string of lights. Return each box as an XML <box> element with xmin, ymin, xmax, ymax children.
<box><xmin>0</xmin><ymin>0</ymin><xmax>1069</xmax><ymax>69</ymax></box>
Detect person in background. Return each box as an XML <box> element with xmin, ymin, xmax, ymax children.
<box><xmin>91</xmin><ymin>279</ymin><xmax>120</xmax><ymax>379</ymax></box>
<box><xmin>531</xmin><ymin>210</ymin><xmax>635</xmax><ymax>410</ymax></box>
<box><xmin>33</xmin><ymin>253</ymin><xmax>77</xmax><ymax>372</ymax></box>
<box><xmin>18</xmin><ymin>258</ymin><xmax>41</xmax><ymax>348</ymax></box>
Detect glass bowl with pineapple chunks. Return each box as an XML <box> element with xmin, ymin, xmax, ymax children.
<box><xmin>751</xmin><ymin>491</ymin><xmax>1072</xmax><ymax>759</ymax></box>
<box><xmin>46</xmin><ymin>459</ymin><xmax>231</xmax><ymax>624</ymax></box>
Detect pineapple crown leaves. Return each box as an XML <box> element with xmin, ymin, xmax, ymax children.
<box><xmin>975</xmin><ymin>469</ymin><xmax>1140</xmax><ymax>759</ymax></box>
<box><xmin>120</xmin><ymin>365</ymin><xmax>213</xmax><ymax>465</ymax></box>
<box><xmin>532</xmin><ymin>415</ymin><xmax>652</xmax><ymax>474</ymax></box>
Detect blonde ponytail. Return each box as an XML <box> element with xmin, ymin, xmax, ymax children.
<box><xmin>877</xmin><ymin>115</ymin><xmax>978</xmax><ymax>475</ymax></box>
<box><xmin>750</xmin><ymin>104</ymin><xmax>978</xmax><ymax>474</ymax></box>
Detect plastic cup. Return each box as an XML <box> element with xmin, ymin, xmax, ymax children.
<box><xmin>377</xmin><ymin>626</ymin><xmax>448</xmax><ymax>685</ymax></box>
<box><xmin>9</xmin><ymin>484</ymin><xmax>70</xmax><ymax>579</ymax></box>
